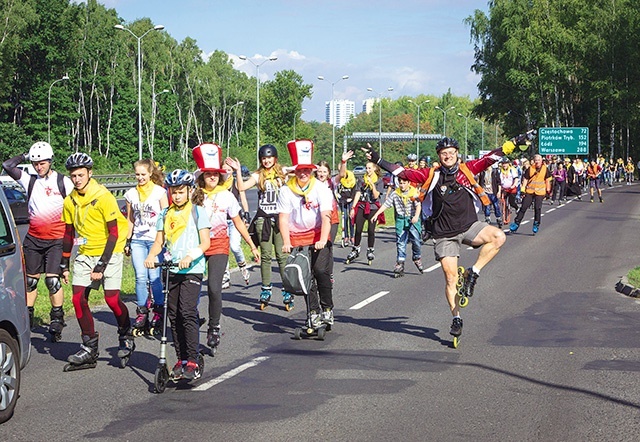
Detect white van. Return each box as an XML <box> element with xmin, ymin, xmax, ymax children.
<box><xmin>0</xmin><ymin>163</ymin><xmax>37</xmax><ymax>187</ymax></box>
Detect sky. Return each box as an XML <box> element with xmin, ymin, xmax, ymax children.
<box><xmin>97</xmin><ymin>0</ymin><xmax>489</xmax><ymax>123</ymax></box>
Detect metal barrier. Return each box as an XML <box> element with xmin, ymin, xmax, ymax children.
<box><xmin>94</xmin><ymin>174</ymin><xmax>136</xmax><ymax>197</ymax></box>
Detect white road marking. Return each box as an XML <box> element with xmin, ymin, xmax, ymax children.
<box><xmin>424</xmin><ymin>262</ymin><xmax>441</xmax><ymax>273</ymax></box>
<box><xmin>193</xmin><ymin>356</ymin><xmax>270</xmax><ymax>391</ymax></box>
<box><xmin>349</xmin><ymin>291</ymin><xmax>390</xmax><ymax>310</ymax></box>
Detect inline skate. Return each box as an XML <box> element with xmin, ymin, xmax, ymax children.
<box><xmin>509</xmin><ymin>221</ymin><xmax>520</xmax><ymax>233</ymax></box>
<box><xmin>366</xmin><ymin>248</ymin><xmax>375</xmax><ymax>266</ymax></box>
<box><xmin>393</xmin><ymin>261</ymin><xmax>404</xmax><ymax>278</ymax></box>
<box><xmin>132</xmin><ymin>305</ymin><xmax>149</xmax><ymax>337</ymax></box>
<box><xmin>49</xmin><ymin>306</ymin><xmax>66</xmax><ymax>342</ymax></box>
<box><xmin>207</xmin><ymin>325</ymin><xmax>221</xmax><ymax>354</ymax></box>
<box><xmin>259</xmin><ymin>285</ymin><xmax>272</xmax><ymax>310</ymax></box>
<box><xmin>413</xmin><ymin>257</ymin><xmax>424</xmax><ymax>274</ymax></box>
<box><xmin>64</xmin><ymin>334</ymin><xmax>99</xmax><ymax>372</ymax></box>
<box><xmin>117</xmin><ymin>326</ymin><xmax>136</xmax><ymax>368</ymax></box>
<box><xmin>148</xmin><ymin>304</ymin><xmax>164</xmax><ymax>336</ymax></box>
<box><xmin>282</xmin><ymin>290</ymin><xmax>295</xmax><ymax>311</ymax></box>
<box><xmin>532</xmin><ymin>221</ymin><xmax>540</xmax><ymax>235</ymax></box>
<box><xmin>345</xmin><ymin>245</ymin><xmax>360</xmax><ymax>264</ymax></box>
<box><xmin>222</xmin><ymin>270</ymin><xmax>231</xmax><ymax>289</ymax></box>
<box><xmin>450</xmin><ymin>317</ymin><xmax>463</xmax><ymax>349</ymax></box>
<box><xmin>239</xmin><ymin>262</ymin><xmax>250</xmax><ymax>285</ymax></box>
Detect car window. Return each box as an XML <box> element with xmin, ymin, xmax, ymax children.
<box><xmin>0</xmin><ymin>201</ymin><xmax>13</xmax><ymax>247</ymax></box>
<box><xmin>4</xmin><ymin>187</ymin><xmax>25</xmax><ymax>202</ymax></box>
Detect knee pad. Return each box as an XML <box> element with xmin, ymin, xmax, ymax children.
<box><xmin>45</xmin><ymin>276</ymin><xmax>62</xmax><ymax>295</ymax></box>
<box><xmin>27</xmin><ymin>276</ymin><xmax>39</xmax><ymax>292</ymax></box>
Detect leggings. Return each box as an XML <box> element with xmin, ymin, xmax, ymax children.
<box><xmin>354</xmin><ymin>204</ymin><xmax>377</xmax><ymax>248</ymax></box>
<box><xmin>205</xmin><ymin>254</ymin><xmax>228</xmax><ymax>329</ymax></box>
<box><xmin>72</xmin><ymin>286</ymin><xmax>130</xmax><ymax>337</ymax></box>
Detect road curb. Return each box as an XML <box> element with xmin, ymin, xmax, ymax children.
<box><xmin>615</xmin><ymin>276</ymin><xmax>640</xmax><ymax>298</ymax></box>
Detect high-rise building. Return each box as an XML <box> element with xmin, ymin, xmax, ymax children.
<box><xmin>325</xmin><ymin>99</ymin><xmax>355</xmax><ymax>128</ymax></box>
<box><xmin>362</xmin><ymin>98</ymin><xmax>377</xmax><ymax>114</ymax></box>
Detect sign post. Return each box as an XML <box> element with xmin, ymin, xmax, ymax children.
<box><xmin>538</xmin><ymin>127</ymin><xmax>589</xmax><ymax>156</ymax></box>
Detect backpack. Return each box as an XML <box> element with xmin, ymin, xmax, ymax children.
<box><xmin>282</xmin><ymin>246</ymin><xmax>312</xmax><ymax>295</ymax></box>
<box><xmin>27</xmin><ymin>172</ymin><xmax>67</xmax><ymax>202</ymax></box>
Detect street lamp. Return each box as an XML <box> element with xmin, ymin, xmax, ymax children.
<box><xmin>367</xmin><ymin>87</ymin><xmax>394</xmax><ymax>157</ymax></box>
<box><xmin>475</xmin><ymin>117</ymin><xmax>485</xmax><ymax>152</ymax></box>
<box><xmin>408</xmin><ymin>99</ymin><xmax>430</xmax><ymax>158</ymax></box>
<box><xmin>115</xmin><ymin>23</ymin><xmax>165</xmax><ymax>160</ymax></box>
<box><xmin>227</xmin><ymin>101</ymin><xmax>245</xmax><ymax>157</ymax></box>
<box><xmin>48</xmin><ymin>74</ymin><xmax>69</xmax><ymax>144</ymax></box>
<box><xmin>239</xmin><ymin>54</ymin><xmax>278</xmax><ymax>168</ymax></box>
<box><xmin>318</xmin><ymin>75</ymin><xmax>349</xmax><ymax>172</ymax></box>
<box><xmin>149</xmin><ymin>89</ymin><xmax>170</xmax><ymax>158</ymax></box>
<box><xmin>293</xmin><ymin>108</ymin><xmax>306</xmax><ymax>140</ymax></box>
<box><xmin>457</xmin><ymin>112</ymin><xmax>469</xmax><ymax>160</ymax></box>
<box><xmin>434</xmin><ymin>105</ymin><xmax>455</xmax><ymax>137</ymax></box>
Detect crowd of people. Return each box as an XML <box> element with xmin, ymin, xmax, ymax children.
<box><xmin>4</xmin><ymin>136</ymin><xmax>632</xmax><ymax>377</ymax></box>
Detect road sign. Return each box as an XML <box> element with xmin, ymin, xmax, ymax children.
<box><xmin>538</xmin><ymin>127</ymin><xmax>589</xmax><ymax>156</ymax></box>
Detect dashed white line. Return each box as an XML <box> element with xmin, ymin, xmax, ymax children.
<box><xmin>349</xmin><ymin>291</ymin><xmax>390</xmax><ymax>310</ymax></box>
<box><xmin>193</xmin><ymin>356</ymin><xmax>270</xmax><ymax>391</ymax></box>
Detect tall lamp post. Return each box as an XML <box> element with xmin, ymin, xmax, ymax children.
<box><xmin>434</xmin><ymin>105</ymin><xmax>455</xmax><ymax>137</ymax></box>
<box><xmin>115</xmin><ymin>23</ymin><xmax>165</xmax><ymax>160</ymax></box>
<box><xmin>149</xmin><ymin>89</ymin><xmax>170</xmax><ymax>158</ymax></box>
<box><xmin>227</xmin><ymin>101</ymin><xmax>245</xmax><ymax>157</ymax></box>
<box><xmin>367</xmin><ymin>87</ymin><xmax>394</xmax><ymax>157</ymax></box>
<box><xmin>408</xmin><ymin>99</ymin><xmax>430</xmax><ymax>158</ymax></box>
<box><xmin>48</xmin><ymin>74</ymin><xmax>69</xmax><ymax>144</ymax></box>
<box><xmin>475</xmin><ymin>117</ymin><xmax>485</xmax><ymax>152</ymax></box>
<box><xmin>239</xmin><ymin>55</ymin><xmax>278</xmax><ymax>168</ymax></box>
<box><xmin>457</xmin><ymin>112</ymin><xmax>469</xmax><ymax>160</ymax></box>
<box><xmin>318</xmin><ymin>75</ymin><xmax>349</xmax><ymax>172</ymax></box>
<box><xmin>293</xmin><ymin>108</ymin><xmax>306</xmax><ymax>140</ymax></box>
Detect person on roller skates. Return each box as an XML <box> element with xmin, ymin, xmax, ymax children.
<box><xmin>371</xmin><ymin>176</ymin><xmax>423</xmax><ymax>277</ymax></box>
<box><xmin>364</xmin><ymin>134</ymin><xmax>531</xmax><ymax>346</ymax></box>
<box><xmin>278</xmin><ymin>140</ymin><xmax>335</xmax><ymax>331</ymax></box>
<box><xmin>60</xmin><ymin>153</ymin><xmax>134</xmax><ymax>370</ymax></box>
<box><xmin>123</xmin><ymin>159</ymin><xmax>169</xmax><ymax>337</ymax></box>
<box><xmin>347</xmin><ymin>148</ymin><xmax>385</xmax><ymax>265</ymax></box>
<box><xmin>2</xmin><ymin>142</ymin><xmax>73</xmax><ymax>341</ymax></box>
<box><xmin>191</xmin><ymin>144</ymin><xmax>260</xmax><ymax>353</ymax></box>
<box><xmin>227</xmin><ymin>145</ymin><xmax>293</xmax><ymax>311</ymax></box>
<box><xmin>144</xmin><ymin>169</ymin><xmax>211</xmax><ymax>380</ymax></box>
<box><xmin>509</xmin><ymin>154</ymin><xmax>552</xmax><ymax>235</ymax></box>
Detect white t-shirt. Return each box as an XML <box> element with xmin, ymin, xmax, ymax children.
<box><xmin>277</xmin><ymin>181</ymin><xmax>333</xmax><ymax>246</ymax></box>
<box><xmin>124</xmin><ymin>185</ymin><xmax>167</xmax><ymax>242</ymax></box>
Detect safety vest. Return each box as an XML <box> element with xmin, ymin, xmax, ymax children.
<box><xmin>418</xmin><ymin>163</ymin><xmax>491</xmax><ymax>206</ymax></box>
<box><xmin>525</xmin><ymin>164</ymin><xmax>548</xmax><ymax>196</ymax></box>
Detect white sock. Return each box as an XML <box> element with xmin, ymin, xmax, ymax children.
<box><xmin>472</xmin><ymin>266</ymin><xmax>480</xmax><ymax>275</ymax></box>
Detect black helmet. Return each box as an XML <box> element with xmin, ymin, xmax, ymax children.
<box><xmin>165</xmin><ymin>169</ymin><xmax>195</xmax><ymax>187</ymax></box>
<box><xmin>436</xmin><ymin>137</ymin><xmax>459</xmax><ymax>153</ymax></box>
<box><xmin>258</xmin><ymin>144</ymin><xmax>278</xmax><ymax>159</ymax></box>
<box><xmin>65</xmin><ymin>152</ymin><xmax>93</xmax><ymax>170</ymax></box>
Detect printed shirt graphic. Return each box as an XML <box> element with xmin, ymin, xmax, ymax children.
<box><xmin>19</xmin><ymin>171</ymin><xmax>73</xmax><ymax>240</ymax></box>
<box><xmin>156</xmin><ymin>205</ymin><xmax>210</xmax><ymax>274</ymax></box>
<box><xmin>202</xmin><ymin>190</ymin><xmax>240</xmax><ymax>256</ymax></box>
<box><xmin>253</xmin><ymin>172</ymin><xmax>280</xmax><ymax>215</ymax></box>
<box><xmin>124</xmin><ymin>185</ymin><xmax>166</xmax><ymax>241</ymax></box>
<box><xmin>61</xmin><ymin>179</ymin><xmax>127</xmax><ymax>255</ymax></box>
<box><xmin>277</xmin><ymin>184</ymin><xmax>333</xmax><ymax>246</ymax></box>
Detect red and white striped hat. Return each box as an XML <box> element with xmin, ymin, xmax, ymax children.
<box><xmin>287</xmin><ymin>139</ymin><xmax>317</xmax><ymax>171</ymax></box>
<box><xmin>192</xmin><ymin>143</ymin><xmax>225</xmax><ymax>173</ymax></box>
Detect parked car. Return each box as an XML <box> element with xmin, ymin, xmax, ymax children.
<box><xmin>0</xmin><ymin>187</ymin><xmax>30</xmax><ymax>424</ymax></box>
<box><xmin>383</xmin><ymin>172</ymin><xmax>393</xmax><ymax>188</ymax></box>
<box><xmin>353</xmin><ymin>165</ymin><xmax>366</xmax><ymax>176</ymax></box>
<box><xmin>1</xmin><ymin>183</ymin><xmax>29</xmax><ymax>224</ymax></box>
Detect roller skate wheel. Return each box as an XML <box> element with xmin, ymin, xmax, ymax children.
<box><xmin>306</xmin><ymin>327</ymin><xmax>315</xmax><ymax>335</ymax></box>
<box><xmin>133</xmin><ymin>328</ymin><xmax>145</xmax><ymax>337</ymax></box>
<box><xmin>317</xmin><ymin>327</ymin><xmax>326</xmax><ymax>341</ymax></box>
<box><xmin>452</xmin><ymin>336</ymin><xmax>461</xmax><ymax>349</ymax></box>
<box><xmin>368</xmin><ymin>260</ymin><xmax>372</xmax><ymax>266</ymax></box>
<box><xmin>50</xmin><ymin>333</ymin><xmax>62</xmax><ymax>343</ymax></box>
<box><xmin>260</xmin><ymin>302</ymin><xmax>268</xmax><ymax>311</ymax></box>
<box><xmin>294</xmin><ymin>328</ymin><xmax>302</xmax><ymax>340</ymax></box>
<box><xmin>285</xmin><ymin>303</ymin><xmax>294</xmax><ymax>312</ymax></box>
<box><xmin>458</xmin><ymin>296</ymin><xmax>469</xmax><ymax>308</ymax></box>
<box><xmin>119</xmin><ymin>356</ymin><xmax>130</xmax><ymax>368</ymax></box>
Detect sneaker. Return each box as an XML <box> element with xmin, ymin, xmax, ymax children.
<box><xmin>321</xmin><ymin>308</ymin><xmax>334</xmax><ymax>325</ymax></box>
<box><xmin>172</xmin><ymin>361</ymin><xmax>184</xmax><ymax>379</ymax></box>
<box><xmin>450</xmin><ymin>317</ymin><xmax>463</xmax><ymax>337</ymax></box>
<box><xmin>182</xmin><ymin>359</ymin><xmax>201</xmax><ymax>380</ymax></box>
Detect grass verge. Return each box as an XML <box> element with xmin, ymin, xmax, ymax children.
<box><xmin>628</xmin><ymin>267</ymin><xmax>640</xmax><ymax>288</ymax></box>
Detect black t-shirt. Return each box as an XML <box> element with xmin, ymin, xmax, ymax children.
<box><xmin>431</xmin><ymin>171</ymin><xmax>478</xmax><ymax>239</ymax></box>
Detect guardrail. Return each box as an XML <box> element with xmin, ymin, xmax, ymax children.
<box><xmin>94</xmin><ymin>174</ymin><xmax>136</xmax><ymax>197</ymax></box>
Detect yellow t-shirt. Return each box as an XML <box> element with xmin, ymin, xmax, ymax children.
<box><xmin>62</xmin><ymin>178</ymin><xmax>128</xmax><ymax>256</ymax></box>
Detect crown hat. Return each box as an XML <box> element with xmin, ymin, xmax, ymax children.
<box><xmin>192</xmin><ymin>143</ymin><xmax>226</xmax><ymax>173</ymax></box>
<box><xmin>287</xmin><ymin>139</ymin><xmax>317</xmax><ymax>171</ymax></box>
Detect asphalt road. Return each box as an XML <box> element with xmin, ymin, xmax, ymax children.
<box><xmin>3</xmin><ymin>182</ymin><xmax>640</xmax><ymax>441</ymax></box>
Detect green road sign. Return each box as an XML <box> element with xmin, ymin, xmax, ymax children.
<box><xmin>538</xmin><ymin>127</ymin><xmax>589</xmax><ymax>156</ymax></box>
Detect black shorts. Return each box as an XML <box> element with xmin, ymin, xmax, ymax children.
<box><xmin>23</xmin><ymin>234</ymin><xmax>64</xmax><ymax>276</ymax></box>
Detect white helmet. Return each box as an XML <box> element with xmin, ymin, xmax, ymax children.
<box><xmin>28</xmin><ymin>141</ymin><xmax>54</xmax><ymax>162</ymax></box>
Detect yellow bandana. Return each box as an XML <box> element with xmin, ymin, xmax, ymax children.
<box><xmin>137</xmin><ymin>180</ymin><xmax>155</xmax><ymax>203</ymax></box>
<box><xmin>165</xmin><ymin>201</ymin><xmax>193</xmax><ymax>245</ymax></box>
<box><xmin>395</xmin><ymin>186</ymin><xmax>419</xmax><ymax>206</ymax></box>
<box><xmin>363</xmin><ymin>172</ymin><xmax>379</xmax><ymax>189</ymax></box>
<box><xmin>286</xmin><ymin>176</ymin><xmax>316</xmax><ymax>203</ymax></box>
<box><xmin>340</xmin><ymin>170</ymin><xmax>356</xmax><ymax>189</ymax></box>
<box><xmin>203</xmin><ymin>175</ymin><xmax>232</xmax><ymax>197</ymax></box>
